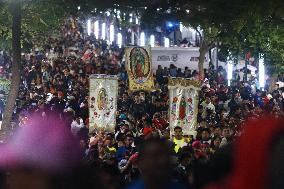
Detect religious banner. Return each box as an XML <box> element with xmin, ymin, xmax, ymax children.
<box><xmin>89</xmin><ymin>75</ymin><xmax>118</xmax><ymax>133</ymax></box>
<box><xmin>125</xmin><ymin>46</ymin><xmax>154</xmax><ymax>91</ymax></box>
<box><xmin>168</xmin><ymin>78</ymin><xmax>201</xmax><ymax>136</ymax></box>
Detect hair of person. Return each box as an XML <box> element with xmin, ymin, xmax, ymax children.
<box><xmin>174</xmin><ymin>126</ymin><xmax>182</xmax><ymax>131</ymax></box>
<box><xmin>202</xmin><ymin>128</ymin><xmax>211</xmax><ymax>134</ymax></box>
<box><xmin>178</xmin><ymin>151</ymin><xmax>192</xmax><ymax>161</ymax></box>
<box><xmin>222</xmin><ymin>126</ymin><xmax>230</xmax><ymax>131</ymax></box>
<box><xmin>125</xmin><ymin>133</ymin><xmax>134</xmax><ymax>138</ymax></box>
<box><xmin>211</xmin><ymin>136</ymin><xmax>222</xmax><ymax>148</ymax></box>
<box><xmin>137</xmin><ymin>138</ymin><xmax>170</xmax><ymax>161</ymax></box>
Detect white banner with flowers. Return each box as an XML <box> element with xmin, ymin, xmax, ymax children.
<box><xmin>89</xmin><ymin>75</ymin><xmax>118</xmax><ymax>133</ymax></box>
<box><xmin>168</xmin><ymin>78</ymin><xmax>201</xmax><ymax>136</ymax></box>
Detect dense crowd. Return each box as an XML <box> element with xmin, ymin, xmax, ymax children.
<box><xmin>0</xmin><ymin>17</ymin><xmax>283</xmax><ymax>189</ymax></box>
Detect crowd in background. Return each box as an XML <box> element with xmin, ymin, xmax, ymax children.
<box><xmin>0</xmin><ymin>17</ymin><xmax>283</xmax><ymax>189</ymax></box>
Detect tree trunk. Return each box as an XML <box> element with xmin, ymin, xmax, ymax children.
<box><xmin>198</xmin><ymin>42</ymin><xmax>208</xmax><ymax>79</ymax></box>
<box><xmin>0</xmin><ymin>0</ymin><xmax>21</xmax><ymax>141</ymax></box>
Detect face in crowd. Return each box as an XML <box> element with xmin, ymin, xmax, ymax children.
<box><xmin>125</xmin><ymin>135</ymin><xmax>134</xmax><ymax>147</ymax></box>
<box><xmin>205</xmin><ymin>96</ymin><xmax>211</xmax><ymax>104</ymax></box>
<box><xmin>174</xmin><ymin>127</ymin><xmax>183</xmax><ymax>140</ymax></box>
<box><xmin>134</xmin><ymin>95</ymin><xmax>140</xmax><ymax>104</ymax></box>
<box><xmin>222</xmin><ymin>127</ymin><xmax>231</xmax><ymax>138</ymax></box>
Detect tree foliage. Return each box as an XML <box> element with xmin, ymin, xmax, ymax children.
<box><xmin>1</xmin><ymin>0</ymin><xmax>283</xmax><ymax>70</ymax></box>
<box><xmin>0</xmin><ymin>0</ymin><xmax>75</xmax><ymax>51</ymax></box>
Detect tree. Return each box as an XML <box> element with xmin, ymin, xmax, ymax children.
<box><xmin>214</xmin><ymin>0</ymin><xmax>284</xmax><ymax>76</ymax></box>
<box><xmin>0</xmin><ymin>0</ymin><xmax>21</xmax><ymax>140</ymax></box>
<box><xmin>0</xmin><ymin>0</ymin><xmax>75</xmax><ymax>139</ymax></box>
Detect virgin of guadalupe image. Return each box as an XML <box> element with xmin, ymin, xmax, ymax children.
<box><xmin>179</xmin><ymin>96</ymin><xmax>186</xmax><ymax>120</ymax></box>
<box><xmin>97</xmin><ymin>88</ymin><xmax>108</xmax><ymax>110</ymax></box>
<box><xmin>130</xmin><ymin>48</ymin><xmax>150</xmax><ymax>83</ymax></box>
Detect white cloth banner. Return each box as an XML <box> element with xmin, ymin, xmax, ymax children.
<box><xmin>89</xmin><ymin>75</ymin><xmax>118</xmax><ymax>133</ymax></box>
<box><xmin>151</xmin><ymin>47</ymin><xmax>209</xmax><ymax>71</ymax></box>
<box><xmin>168</xmin><ymin>79</ymin><xmax>200</xmax><ymax>136</ymax></box>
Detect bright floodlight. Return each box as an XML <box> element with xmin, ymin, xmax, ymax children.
<box><xmin>87</xmin><ymin>19</ymin><xmax>91</xmax><ymax>36</ymax></box>
<box><xmin>117</xmin><ymin>33</ymin><xmax>122</xmax><ymax>48</ymax></box>
<box><xmin>150</xmin><ymin>35</ymin><xmax>155</xmax><ymax>47</ymax></box>
<box><xmin>140</xmin><ymin>32</ymin><xmax>145</xmax><ymax>46</ymax></box>
<box><xmin>94</xmin><ymin>21</ymin><xmax>99</xmax><ymax>39</ymax></box>
<box><xmin>101</xmin><ymin>23</ymin><xmax>106</xmax><ymax>40</ymax></box>
<box><xmin>180</xmin><ymin>22</ymin><xmax>183</xmax><ymax>32</ymax></box>
<box><xmin>117</xmin><ymin>10</ymin><xmax>121</xmax><ymax>19</ymax></box>
<box><xmin>227</xmin><ymin>61</ymin><xmax>233</xmax><ymax>86</ymax></box>
<box><xmin>259</xmin><ymin>57</ymin><xmax>265</xmax><ymax>88</ymax></box>
<box><xmin>129</xmin><ymin>13</ymin><xmax>133</xmax><ymax>23</ymax></box>
<box><xmin>77</xmin><ymin>6</ymin><xmax>81</xmax><ymax>10</ymax></box>
<box><xmin>110</xmin><ymin>24</ymin><xmax>115</xmax><ymax>42</ymax></box>
<box><xmin>167</xmin><ymin>22</ymin><xmax>174</xmax><ymax>28</ymax></box>
<box><xmin>135</xmin><ymin>17</ymin><xmax>139</xmax><ymax>24</ymax></box>
<box><xmin>164</xmin><ymin>37</ymin><xmax>170</xmax><ymax>47</ymax></box>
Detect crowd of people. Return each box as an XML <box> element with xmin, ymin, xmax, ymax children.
<box><xmin>0</xmin><ymin>17</ymin><xmax>283</xmax><ymax>189</ymax></box>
